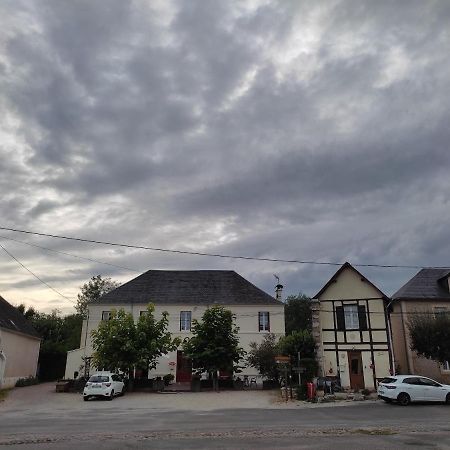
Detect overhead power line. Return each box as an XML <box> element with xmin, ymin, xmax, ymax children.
<box><xmin>0</xmin><ymin>235</ymin><xmax>138</xmax><ymax>273</ymax></box>
<box><xmin>0</xmin><ymin>243</ymin><xmax>75</xmax><ymax>303</ymax></box>
<box><xmin>0</xmin><ymin>226</ymin><xmax>443</xmax><ymax>270</ymax></box>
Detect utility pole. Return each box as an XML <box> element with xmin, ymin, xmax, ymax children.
<box><xmin>297</xmin><ymin>352</ymin><xmax>301</xmax><ymax>386</ymax></box>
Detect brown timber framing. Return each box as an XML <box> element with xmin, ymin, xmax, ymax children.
<box><xmin>332</xmin><ymin>300</ymin><xmax>339</xmax><ymax>376</ymax></box>
<box><xmin>365</xmin><ymin>299</ymin><xmax>377</xmax><ymax>388</ymax></box>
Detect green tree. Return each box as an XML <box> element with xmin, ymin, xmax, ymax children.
<box><xmin>16</xmin><ymin>305</ymin><xmax>83</xmax><ymax>380</ymax></box>
<box><xmin>135</xmin><ymin>304</ymin><xmax>181</xmax><ymax>372</ymax></box>
<box><xmin>247</xmin><ymin>333</ymin><xmax>280</xmax><ymax>382</ymax></box>
<box><xmin>91</xmin><ymin>308</ymin><xmax>137</xmax><ymax>374</ymax></box>
<box><xmin>91</xmin><ymin>304</ymin><xmax>179</xmax><ymax>390</ymax></box>
<box><xmin>183</xmin><ymin>306</ymin><xmax>245</xmax><ymax>391</ymax></box>
<box><xmin>284</xmin><ymin>293</ymin><xmax>312</xmax><ymax>335</ymax></box>
<box><xmin>76</xmin><ymin>275</ymin><xmax>120</xmax><ymax>318</ymax></box>
<box><xmin>278</xmin><ymin>330</ymin><xmax>317</xmax><ymax>381</ymax></box>
<box><xmin>408</xmin><ymin>313</ymin><xmax>450</xmax><ymax>364</ymax></box>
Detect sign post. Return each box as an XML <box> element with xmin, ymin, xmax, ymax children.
<box><xmin>275</xmin><ymin>356</ymin><xmax>291</xmax><ymax>401</ymax></box>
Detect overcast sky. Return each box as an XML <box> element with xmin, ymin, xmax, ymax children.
<box><xmin>1</xmin><ymin>0</ymin><xmax>449</xmax><ymax>314</ymax></box>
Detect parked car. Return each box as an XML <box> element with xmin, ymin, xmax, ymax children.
<box><xmin>83</xmin><ymin>372</ymin><xmax>124</xmax><ymax>401</ymax></box>
<box><xmin>378</xmin><ymin>375</ymin><xmax>450</xmax><ymax>406</ymax></box>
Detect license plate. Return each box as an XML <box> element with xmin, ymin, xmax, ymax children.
<box><xmin>92</xmin><ymin>384</ymin><xmax>102</xmax><ymax>388</ymax></box>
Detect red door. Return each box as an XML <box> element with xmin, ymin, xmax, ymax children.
<box><xmin>176</xmin><ymin>351</ymin><xmax>192</xmax><ymax>382</ymax></box>
<box><xmin>348</xmin><ymin>351</ymin><xmax>365</xmax><ymax>391</ymax></box>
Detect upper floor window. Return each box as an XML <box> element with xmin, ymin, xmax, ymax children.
<box><xmin>344</xmin><ymin>305</ymin><xmax>359</xmax><ymax>330</ymax></box>
<box><xmin>180</xmin><ymin>311</ymin><xmax>192</xmax><ymax>331</ymax></box>
<box><xmin>336</xmin><ymin>304</ymin><xmax>367</xmax><ymax>331</ymax></box>
<box><xmin>434</xmin><ymin>307</ymin><xmax>448</xmax><ymax>317</ymax></box>
<box><xmin>259</xmin><ymin>311</ymin><xmax>270</xmax><ymax>331</ymax></box>
<box><xmin>101</xmin><ymin>311</ymin><xmax>111</xmax><ymax>321</ymax></box>
<box><xmin>443</xmin><ymin>361</ymin><xmax>450</xmax><ymax>371</ymax></box>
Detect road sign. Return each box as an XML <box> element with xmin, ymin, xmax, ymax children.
<box><xmin>275</xmin><ymin>356</ymin><xmax>290</xmax><ymax>364</ymax></box>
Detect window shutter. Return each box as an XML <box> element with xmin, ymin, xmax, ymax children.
<box><xmin>358</xmin><ymin>305</ymin><xmax>368</xmax><ymax>330</ymax></box>
<box><xmin>267</xmin><ymin>312</ymin><xmax>270</xmax><ymax>332</ymax></box>
<box><xmin>336</xmin><ymin>306</ymin><xmax>345</xmax><ymax>331</ymax></box>
<box><xmin>258</xmin><ymin>312</ymin><xmax>262</xmax><ymax>331</ymax></box>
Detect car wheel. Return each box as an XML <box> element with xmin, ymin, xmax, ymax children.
<box><xmin>107</xmin><ymin>390</ymin><xmax>114</xmax><ymax>401</ymax></box>
<box><xmin>446</xmin><ymin>393</ymin><xmax>450</xmax><ymax>404</ymax></box>
<box><xmin>83</xmin><ymin>396</ymin><xmax>89</xmax><ymax>402</ymax></box>
<box><xmin>397</xmin><ymin>393</ymin><xmax>411</xmax><ymax>406</ymax></box>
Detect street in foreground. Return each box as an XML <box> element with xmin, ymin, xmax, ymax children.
<box><xmin>0</xmin><ymin>384</ymin><xmax>449</xmax><ymax>449</ymax></box>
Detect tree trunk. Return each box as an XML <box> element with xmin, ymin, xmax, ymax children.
<box><xmin>212</xmin><ymin>371</ymin><xmax>219</xmax><ymax>392</ymax></box>
<box><xmin>128</xmin><ymin>368</ymin><xmax>134</xmax><ymax>392</ymax></box>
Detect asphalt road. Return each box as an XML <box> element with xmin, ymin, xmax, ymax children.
<box><xmin>1</xmin><ymin>400</ymin><xmax>450</xmax><ymax>449</ymax></box>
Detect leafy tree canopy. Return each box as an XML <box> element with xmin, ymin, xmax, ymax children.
<box><xmin>135</xmin><ymin>304</ymin><xmax>181</xmax><ymax>371</ymax></box>
<box><xmin>278</xmin><ymin>329</ymin><xmax>315</xmax><ymax>364</ymax></box>
<box><xmin>284</xmin><ymin>293</ymin><xmax>312</xmax><ymax>335</ymax></box>
<box><xmin>247</xmin><ymin>330</ymin><xmax>316</xmax><ymax>383</ymax></box>
<box><xmin>408</xmin><ymin>313</ymin><xmax>450</xmax><ymax>364</ymax></box>
<box><xmin>247</xmin><ymin>333</ymin><xmax>280</xmax><ymax>381</ymax></box>
<box><xmin>183</xmin><ymin>306</ymin><xmax>245</xmax><ymax>386</ymax></box>
<box><xmin>76</xmin><ymin>275</ymin><xmax>120</xmax><ymax>318</ymax></box>
<box><xmin>16</xmin><ymin>305</ymin><xmax>83</xmax><ymax>380</ymax></box>
<box><xmin>91</xmin><ymin>309</ymin><xmax>137</xmax><ymax>373</ymax></box>
<box><xmin>91</xmin><ymin>304</ymin><xmax>180</xmax><ymax>376</ymax></box>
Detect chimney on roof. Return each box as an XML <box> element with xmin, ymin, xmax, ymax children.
<box><xmin>274</xmin><ymin>274</ymin><xmax>283</xmax><ymax>302</ymax></box>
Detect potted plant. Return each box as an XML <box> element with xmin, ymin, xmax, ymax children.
<box><xmin>163</xmin><ymin>373</ymin><xmax>174</xmax><ymax>386</ymax></box>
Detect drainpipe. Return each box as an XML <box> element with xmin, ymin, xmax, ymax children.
<box><xmin>385</xmin><ymin>298</ymin><xmax>396</xmax><ymax>375</ymax></box>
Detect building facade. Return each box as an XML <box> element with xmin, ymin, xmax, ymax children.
<box><xmin>312</xmin><ymin>263</ymin><xmax>392</xmax><ymax>390</ymax></box>
<box><xmin>65</xmin><ymin>270</ymin><xmax>285</xmax><ymax>380</ymax></box>
<box><xmin>0</xmin><ymin>296</ymin><xmax>41</xmax><ymax>388</ymax></box>
<box><xmin>390</xmin><ymin>268</ymin><xmax>450</xmax><ymax>383</ymax></box>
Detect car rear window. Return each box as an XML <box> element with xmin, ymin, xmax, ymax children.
<box><xmin>380</xmin><ymin>378</ymin><xmax>397</xmax><ymax>384</ymax></box>
<box><xmin>89</xmin><ymin>376</ymin><xmax>109</xmax><ymax>383</ymax></box>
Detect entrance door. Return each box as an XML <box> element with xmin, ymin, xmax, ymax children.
<box><xmin>176</xmin><ymin>351</ymin><xmax>192</xmax><ymax>382</ymax></box>
<box><xmin>347</xmin><ymin>351</ymin><xmax>365</xmax><ymax>390</ymax></box>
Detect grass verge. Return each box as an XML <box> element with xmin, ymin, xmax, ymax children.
<box><xmin>0</xmin><ymin>388</ymin><xmax>11</xmax><ymax>402</ymax></box>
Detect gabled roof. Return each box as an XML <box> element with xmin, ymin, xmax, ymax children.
<box><xmin>93</xmin><ymin>270</ymin><xmax>282</xmax><ymax>306</ymax></box>
<box><xmin>0</xmin><ymin>296</ymin><xmax>40</xmax><ymax>339</ymax></box>
<box><xmin>392</xmin><ymin>268</ymin><xmax>450</xmax><ymax>300</ymax></box>
<box><xmin>312</xmin><ymin>262</ymin><xmax>388</xmax><ymax>299</ymax></box>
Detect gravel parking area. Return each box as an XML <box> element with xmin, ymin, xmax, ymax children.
<box><xmin>0</xmin><ymin>383</ymin><xmax>375</xmax><ymax>413</ymax></box>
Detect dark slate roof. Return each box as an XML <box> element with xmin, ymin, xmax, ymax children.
<box><xmin>313</xmin><ymin>262</ymin><xmax>387</xmax><ymax>299</ymax></box>
<box><xmin>392</xmin><ymin>268</ymin><xmax>450</xmax><ymax>300</ymax></box>
<box><xmin>0</xmin><ymin>295</ymin><xmax>41</xmax><ymax>339</ymax></box>
<box><xmin>93</xmin><ymin>270</ymin><xmax>282</xmax><ymax>306</ymax></box>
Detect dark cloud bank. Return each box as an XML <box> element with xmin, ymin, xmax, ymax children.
<box><xmin>1</xmin><ymin>0</ymin><xmax>450</xmax><ymax>312</ymax></box>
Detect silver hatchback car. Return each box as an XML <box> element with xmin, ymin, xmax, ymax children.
<box><xmin>378</xmin><ymin>375</ymin><xmax>450</xmax><ymax>406</ymax></box>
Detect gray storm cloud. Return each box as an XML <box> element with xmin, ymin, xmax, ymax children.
<box><xmin>0</xmin><ymin>0</ymin><xmax>449</xmax><ymax>312</ymax></box>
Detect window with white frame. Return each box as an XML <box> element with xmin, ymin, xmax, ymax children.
<box><xmin>101</xmin><ymin>311</ymin><xmax>111</xmax><ymax>321</ymax></box>
<box><xmin>180</xmin><ymin>311</ymin><xmax>192</xmax><ymax>331</ymax></box>
<box><xmin>140</xmin><ymin>310</ymin><xmax>148</xmax><ymax>317</ymax></box>
<box><xmin>343</xmin><ymin>305</ymin><xmax>359</xmax><ymax>330</ymax></box>
<box><xmin>443</xmin><ymin>361</ymin><xmax>450</xmax><ymax>371</ymax></box>
<box><xmin>259</xmin><ymin>311</ymin><xmax>270</xmax><ymax>331</ymax></box>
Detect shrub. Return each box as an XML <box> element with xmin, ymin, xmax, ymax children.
<box><xmin>296</xmin><ymin>383</ymin><xmax>308</xmax><ymax>400</ymax></box>
<box><xmin>163</xmin><ymin>373</ymin><xmax>175</xmax><ymax>386</ymax></box>
<box><xmin>361</xmin><ymin>388</ymin><xmax>371</xmax><ymax>396</ymax></box>
<box><xmin>15</xmin><ymin>376</ymin><xmax>39</xmax><ymax>387</ymax></box>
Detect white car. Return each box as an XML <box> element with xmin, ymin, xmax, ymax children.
<box><xmin>83</xmin><ymin>372</ymin><xmax>125</xmax><ymax>401</ymax></box>
<box><xmin>378</xmin><ymin>375</ymin><xmax>450</xmax><ymax>406</ymax></box>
